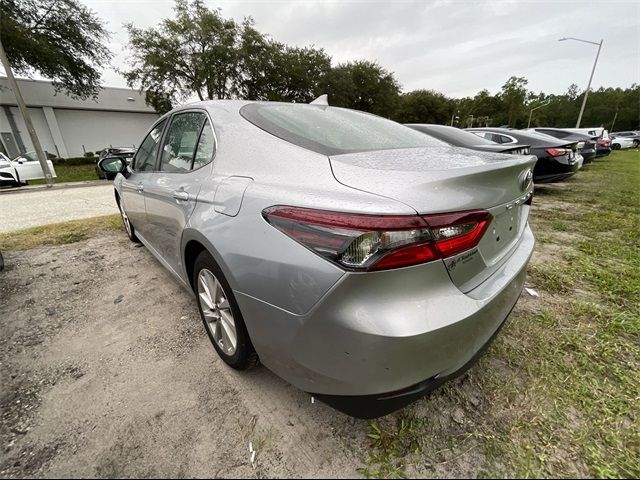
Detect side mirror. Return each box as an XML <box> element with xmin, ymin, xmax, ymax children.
<box><xmin>98</xmin><ymin>156</ymin><xmax>127</xmax><ymax>174</ymax></box>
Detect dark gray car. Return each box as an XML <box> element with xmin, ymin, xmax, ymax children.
<box><xmin>526</xmin><ymin>128</ymin><xmax>597</xmax><ymax>164</ymax></box>
<box><xmin>467</xmin><ymin>128</ymin><xmax>580</xmax><ymax>183</ymax></box>
<box><xmin>407</xmin><ymin>124</ymin><xmax>531</xmax><ymax>155</ymax></box>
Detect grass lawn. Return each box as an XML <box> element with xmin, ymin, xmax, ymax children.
<box><xmin>361</xmin><ymin>149</ymin><xmax>639</xmax><ymax>478</ymax></box>
<box><xmin>29</xmin><ymin>163</ymin><xmax>99</xmax><ymax>185</ymax></box>
<box><xmin>0</xmin><ymin>214</ymin><xmax>121</xmax><ymax>250</ymax></box>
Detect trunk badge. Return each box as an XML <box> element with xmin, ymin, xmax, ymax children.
<box><xmin>520</xmin><ymin>170</ymin><xmax>533</xmax><ymax>191</ymax></box>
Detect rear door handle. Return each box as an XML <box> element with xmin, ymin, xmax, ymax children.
<box><xmin>136</xmin><ymin>183</ymin><xmax>144</xmax><ymax>193</ymax></box>
<box><xmin>172</xmin><ymin>190</ymin><xmax>190</xmax><ymax>201</ymax></box>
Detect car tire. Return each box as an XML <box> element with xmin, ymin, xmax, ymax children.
<box><xmin>192</xmin><ymin>250</ymin><xmax>259</xmax><ymax>370</ymax></box>
<box><xmin>633</xmin><ymin>140</ymin><xmax>639</xmax><ymax>148</ymax></box>
<box><xmin>612</xmin><ymin>143</ymin><xmax>621</xmax><ymax>150</ymax></box>
<box><xmin>117</xmin><ymin>200</ymin><xmax>140</xmax><ymax>243</ymax></box>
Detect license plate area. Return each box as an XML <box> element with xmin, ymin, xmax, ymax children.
<box><xmin>477</xmin><ymin>204</ymin><xmax>523</xmax><ymax>266</ymax></box>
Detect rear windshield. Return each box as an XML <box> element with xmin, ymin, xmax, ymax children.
<box><xmin>240</xmin><ymin>103</ymin><xmax>442</xmax><ymax>156</ymax></box>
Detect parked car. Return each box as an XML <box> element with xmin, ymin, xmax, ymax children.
<box><xmin>406</xmin><ymin>124</ymin><xmax>531</xmax><ymax>155</ymax></box>
<box><xmin>466</xmin><ymin>128</ymin><xmax>580</xmax><ymax>183</ymax></box>
<box><xmin>525</xmin><ymin>128</ymin><xmax>596</xmax><ymax>164</ymax></box>
<box><xmin>0</xmin><ymin>152</ymin><xmax>18</xmax><ymax>186</ymax></box>
<box><xmin>611</xmin><ymin>131</ymin><xmax>640</xmax><ymax>148</ymax></box>
<box><xmin>96</xmin><ymin>147</ymin><xmax>136</xmax><ymax>180</ymax></box>
<box><xmin>610</xmin><ymin>135</ymin><xmax>635</xmax><ymax>150</ymax></box>
<box><xmin>561</xmin><ymin>127</ymin><xmax>612</xmax><ymax>157</ymax></box>
<box><xmin>595</xmin><ymin>139</ymin><xmax>612</xmax><ymax>157</ymax></box>
<box><xmin>564</xmin><ymin>127</ymin><xmax>608</xmax><ymax>138</ymax></box>
<box><xmin>0</xmin><ymin>151</ymin><xmax>57</xmax><ymax>187</ymax></box>
<box><xmin>98</xmin><ymin>101</ymin><xmax>536</xmax><ymax>418</ymax></box>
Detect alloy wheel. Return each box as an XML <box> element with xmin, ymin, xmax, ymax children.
<box><xmin>120</xmin><ymin>206</ymin><xmax>132</xmax><ymax>237</ymax></box>
<box><xmin>197</xmin><ymin>268</ymin><xmax>237</xmax><ymax>356</ymax></box>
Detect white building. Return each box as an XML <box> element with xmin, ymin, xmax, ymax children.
<box><xmin>0</xmin><ymin>77</ymin><xmax>159</xmax><ymax>158</ymax></box>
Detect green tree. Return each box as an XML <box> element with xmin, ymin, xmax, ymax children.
<box><xmin>124</xmin><ymin>0</ymin><xmax>243</xmax><ymax>112</ymax></box>
<box><xmin>239</xmin><ymin>24</ymin><xmax>331</xmax><ymax>103</ymax></box>
<box><xmin>0</xmin><ymin>0</ymin><xmax>112</xmax><ymax>99</ymax></box>
<box><xmin>392</xmin><ymin>89</ymin><xmax>452</xmax><ymax>124</ymax></box>
<box><xmin>124</xmin><ymin>0</ymin><xmax>331</xmax><ymax>112</ymax></box>
<box><xmin>320</xmin><ymin>60</ymin><xmax>401</xmax><ymax>117</ymax></box>
<box><xmin>499</xmin><ymin>76</ymin><xmax>530</xmax><ymax>127</ymax></box>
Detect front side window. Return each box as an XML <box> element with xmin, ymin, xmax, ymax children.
<box><xmin>240</xmin><ymin>103</ymin><xmax>441</xmax><ymax>156</ymax></box>
<box><xmin>133</xmin><ymin>120</ymin><xmax>166</xmax><ymax>172</ymax></box>
<box><xmin>159</xmin><ymin>112</ymin><xmax>206</xmax><ymax>173</ymax></box>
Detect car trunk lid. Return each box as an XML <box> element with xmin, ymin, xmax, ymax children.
<box><xmin>329</xmin><ymin>146</ymin><xmax>537</xmax><ymax>292</ymax></box>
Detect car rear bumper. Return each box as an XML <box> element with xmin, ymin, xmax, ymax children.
<box><xmin>533</xmin><ymin>156</ymin><xmax>580</xmax><ymax>183</ymax></box>
<box><xmin>235</xmin><ymin>224</ymin><xmax>534</xmax><ymax>416</ymax></box>
<box><xmin>581</xmin><ymin>151</ymin><xmax>596</xmax><ymax>164</ymax></box>
<box><xmin>313</xmin><ymin>304</ymin><xmax>514</xmax><ymax>418</ymax></box>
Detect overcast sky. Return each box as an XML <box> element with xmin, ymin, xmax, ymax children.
<box><xmin>65</xmin><ymin>0</ymin><xmax>640</xmax><ymax>97</ymax></box>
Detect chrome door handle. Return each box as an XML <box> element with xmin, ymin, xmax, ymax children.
<box><xmin>172</xmin><ymin>190</ymin><xmax>190</xmax><ymax>201</ymax></box>
<box><xmin>136</xmin><ymin>183</ymin><xmax>144</xmax><ymax>193</ymax></box>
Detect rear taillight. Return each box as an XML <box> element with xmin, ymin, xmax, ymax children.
<box><xmin>263</xmin><ymin>206</ymin><xmax>492</xmax><ymax>271</ymax></box>
<box><xmin>598</xmin><ymin>139</ymin><xmax>610</xmax><ymax>147</ymax></box>
<box><xmin>545</xmin><ymin>148</ymin><xmax>568</xmax><ymax>157</ymax></box>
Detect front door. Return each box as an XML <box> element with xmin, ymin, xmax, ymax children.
<box><xmin>121</xmin><ymin>119</ymin><xmax>167</xmax><ymax>237</ymax></box>
<box><xmin>144</xmin><ymin>111</ymin><xmax>216</xmax><ymax>275</ymax></box>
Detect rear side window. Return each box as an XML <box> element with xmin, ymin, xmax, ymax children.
<box><xmin>193</xmin><ymin>119</ymin><xmax>216</xmax><ymax>169</ymax></box>
<box><xmin>159</xmin><ymin>112</ymin><xmax>207</xmax><ymax>173</ymax></box>
<box><xmin>240</xmin><ymin>103</ymin><xmax>441</xmax><ymax>156</ymax></box>
<box><xmin>471</xmin><ymin>131</ymin><xmax>490</xmax><ymax>140</ymax></box>
<box><xmin>132</xmin><ymin>120</ymin><xmax>166</xmax><ymax>172</ymax></box>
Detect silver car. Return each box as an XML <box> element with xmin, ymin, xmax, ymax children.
<box><xmin>99</xmin><ymin>101</ymin><xmax>536</xmax><ymax>418</ymax></box>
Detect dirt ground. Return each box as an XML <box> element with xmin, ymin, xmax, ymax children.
<box><xmin>0</xmin><ymin>235</ymin><xmax>371</xmax><ymax>478</ymax></box>
<box><xmin>0</xmin><ymin>198</ymin><xmax>591</xmax><ymax>479</ymax></box>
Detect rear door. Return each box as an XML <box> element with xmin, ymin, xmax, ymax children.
<box><xmin>122</xmin><ymin>119</ymin><xmax>167</xmax><ymax>236</ymax></box>
<box><xmin>144</xmin><ymin>110</ymin><xmax>216</xmax><ymax>275</ymax></box>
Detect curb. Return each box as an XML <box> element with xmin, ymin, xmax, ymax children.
<box><xmin>0</xmin><ymin>180</ymin><xmax>110</xmax><ymax>195</ymax></box>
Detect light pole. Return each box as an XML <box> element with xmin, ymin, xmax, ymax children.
<box><xmin>450</xmin><ymin>110</ymin><xmax>460</xmax><ymax>127</ymax></box>
<box><xmin>559</xmin><ymin>36</ymin><xmax>603</xmax><ymax>128</ymax></box>
<box><xmin>527</xmin><ymin>100</ymin><xmax>551</xmax><ymax>128</ymax></box>
<box><xmin>0</xmin><ymin>39</ymin><xmax>54</xmax><ymax>186</ymax></box>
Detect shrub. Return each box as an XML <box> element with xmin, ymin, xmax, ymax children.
<box><xmin>84</xmin><ymin>151</ymin><xmax>94</xmax><ymax>157</ymax></box>
<box><xmin>54</xmin><ymin>156</ymin><xmax>97</xmax><ymax>166</ymax></box>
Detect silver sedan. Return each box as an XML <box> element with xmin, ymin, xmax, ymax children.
<box><xmin>99</xmin><ymin>101</ymin><xmax>536</xmax><ymax>418</ymax></box>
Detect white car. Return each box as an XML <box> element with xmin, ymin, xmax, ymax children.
<box><xmin>564</xmin><ymin>127</ymin><xmax>609</xmax><ymax>140</ymax></box>
<box><xmin>0</xmin><ymin>151</ymin><xmax>57</xmax><ymax>187</ymax></box>
<box><xmin>610</xmin><ymin>136</ymin><xmax>635</xmax><ymax>150</ymax></box>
